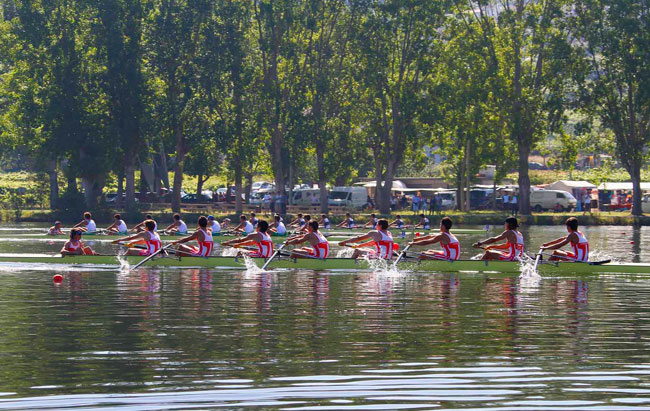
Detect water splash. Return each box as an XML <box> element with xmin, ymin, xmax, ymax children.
<box><xmin>518</xmin><ymin>254</ymin><xmax>542</xmax><ymax>290</ymax></box>
<box><xmin>243</xmin><ymin>254</ymin><xmax>265</xmax><ymax>274</ymax></box>
<box><xmin>117</xmin><ymin>248</ymin><xmax>130</xmax><ymax>271</ymax></box>
<box><xmin>220</xmin><ymin>247</ymin><xmax>239</xmax><ymax>257</ymax></box>
<box><xmin>589</xmin><ymin>250</ymin><xmax>617</xmax><ymax>263</ymax></box>
<box><xmin>336</xmin><ymin>248</ymin><xmax>355</xmax><ymax>258</ymax></box>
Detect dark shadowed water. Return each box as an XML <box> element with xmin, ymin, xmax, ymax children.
<box><xmin>0</xmin><ymin>224</ymin><xmax>650</xmax><ymax>409</ymax></box>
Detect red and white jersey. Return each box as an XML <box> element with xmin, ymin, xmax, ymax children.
<box><xmin>499</xmin><ymin>230</ymin><xmax>525</xmax><ymax>261</ymax></box>
<box><xmin>310</xmin><ymin>231</ymin><xmax>330</xmax><ymax>259</ymax></box>
<box><xmin>569</xmin><ymin>231</ymin><xmax>589</xmax><ymax>262</ymax></box>
<box><xmin>192</xmin><ymin>229</ymin><xmax>213</xmax><ymax>257</ymax></box>
<box><xmin>375</xmin><ymin>230</ymin><xmax>394</xmax><ymax>260</ymax></box>
<box><xmin>67</xmin><ymin>240</ymin><xmax>82</xmax><ymax>252</ymax></box>
<box><xmin>144</xmin><ymin>231</ymin><xmax>162</xmax><ymax>255</ymax></box>
<box><xmin>440</xmin><ymin>232</ymin><xmax>461</xmax><ymax>260</ymax></box>
<box><xmin>255</xmin><ymin>232</ymin><xmax>274</xmax><ymax>258</ymax></box>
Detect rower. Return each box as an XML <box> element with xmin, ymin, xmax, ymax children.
<box><xmin>540</xmin><ymin>217</ymin><xmax>589</xmax><ymax>262</ymax></box>
<box><xmin>298</xmin><ymin>214</ymin><xmax>312</xmax><ymax>232</ymax></box>
<box><xmin>48</xmin><ymin>221</ymin><xmax>63</xmax><ymax>236</ymax></box>
<box><xmin>409</xmin><ymin>217</ymin><xmax>460</xmax><ymax>260</ymax></box>
<box><xmin>473</xmin><ymin>217</ymin><xmax>524</xmax><ymax>261</ymax></box>
<box><xmin>105</xmin><ymin>213</ymin><xmax>128</xmax><ymax>235</ymax></box>
<box><xmin>165</xmin><ymin>213</ymin><xmax>188</xmax><ymax>235</ymax></box>
<box><xmin>336</xmin><ymin>213</ymin><xmax>355</xmax><ymax>229</ymax></box>
<box><xmin>222</xmin><ymin>220</ymin><xmax>274</xmax><ymax>258</ymax></box>
<box><xmin>133</xmin><ymin>214</ymin><xmax>158</xmax><ymax>233</ymax></box>
<box><xmin>250</xmin><ymin>213</ymin><xmax>259</xmax><ymax>228</ymax></box>
<box><xmin>414</xmin><ymin>214</ymin><xmax>430</xmax><ymax>230</ymax></box>
<box><xmin>222</xmin><ymin>218</ymin><xmax>231</xmax><ymax>230</ymax></box>
<box><xmin>288</xmin><ymin>213</ymin><xmax>306</xmax><ymax>228</ymax></box>
<box><xmin>363</xmin><ymin>213</ymin><xmax>378</xmax><ymax>229</ymax></box>
<box><xmin>388</xmin><ymin>215</ymin><xmax>406</xmax><ymax>229</ymax></box>
<box><xmin>61</xmin><ymin>229</ymin><xmax>97</xmax><ymax>255</ymax></box>
<box><xmin>319</xmin><ymin>214</ymin><xmax>331</xmax><ymax>229</ymax></box>
<box><xmin>171</xmin><ymin>216</ymin><xmax>214</xmax><ymax>257</ymax></box>
<box><xmin>207</xmin><ymin>215</ymin><xmax>221</xmax><ymax>235</ymax></box>
<box><xmin>233</xmin><ymin>215</ymin><xmax>255</xmax><ymax>234</ymax></box>
<box><xmin>269</xmin><ymin>214</ymin><xmax>287</xmax><ymax>236</ymax></box>
<box><xmin>286</xmin><ymin>221</ymin><xmax>330</xmax><ymax>259</ymax></box>
<box><xmin>73</xmin><ymin>212</ymin><xmax>97</xmax><ymax>233</ymax></box>
<box><xmin>338</xmin><ymin>219</ymin><xmax>397</xmax><ymax>259</ymax></box>
<box><xmin>112</xmin><ymin>219</ymin><xmax>161</xmax><ymax>256</ymax></box>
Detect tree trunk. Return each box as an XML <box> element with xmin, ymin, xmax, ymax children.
<box><xmin>465</xmin><ymin>137</ymin><xmax>471</xmax><ymax>212</ymax></box>
<box><xmin>81</xmin><ymin>177</ymin><xmax>97</xmax><ymax>208</ymax></box>
<box><xmin>629</xmin><ymin>164</ymin><xmax>643</xmax><ymax>216</ymax></box>
<box><xmin>235</xmin><ymin>163</ymin><xmax>243</xmax><ymax>215</ymax></box>
<box><xmin>48</xmin><ymin>160</ymin><xmax>59</xmax><ymax>209</ymax></box>
<box><xmin>196</xmin><ymin>173</ymin><xmax>204</xmax><ymax>199</ymax></box>
<box><xmin>378</xmin><ymin>161</ymin><xmax>394</xmax><ymax>215</ymax></box>
<box><xmin>517</xmin><ymin>142</ymin><xmax>531</xmax><ymax>215</ymax></box>
<box><xmin>171</xmin><ymin>124</ymin><xmax>185</xmax><ymax>213</ymax></box>
<box><xmin>116</xmin><ymin>170</ymin><xmax>124</xmax><ymax>209</ymax></box>
<box><xmin>316</xmin><ymin>141</ymin><xmax>329</xmax><ymax>214</ymax></box>
<box><xmin>245</xmin><ymin>173</ymin><xmax>252</xmax><ymax>204</ymax></box>
<box><xmin>125</xmin><ymin>162</ymin><xmax>136</xmax><ymax>210</ymax></box>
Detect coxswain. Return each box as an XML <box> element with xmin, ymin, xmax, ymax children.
<box><xmin>61</xmin><ymin>229</ymin><xmax>97</xmax><ymax>255</ymax></box>
<box><xmin>473</xmin><ymin>217</ymin><xmax>524</xmax><ymax>261</ymax></box>
<box><xmin>286</xmin><ymin>221</ymin><xmax>330</xmax><ymax>259</ymax></box>
<box><xmin>540</xmin><ymin>217</ymin><xmax>589</xmax><ymax>262</ymax></box>
<box><xmin>250</xmin><ymin>212</ymin><xmax>259</xmax><ymax>227</ymax></box>
<box><xmin>171</xmin><ymin>216</ymin><xmax>214</xmax><ymax>257</ymax></box>
<box><xmin>207</xmin><ymin>215</ymin><xmax>221</xmax><ymax>235</ymax></box>
<box><xmin>233</xmin><ymin>215</ymin><xmax>255</xmax><ymax>234</ymax></box>
<box><xmin>112</xmin><ymin>219</ymin><xmax>161</xmax><ymax>256</ymax></box>
<box><xmin>338</xmin><ymin>219</ymin><xmax>398</xmax><ymax>259</ymax></box>
<box><xmin>363</xmin><ymin>213</ymin><xmax>379</xmax><ymax>229</ymax></box>
<box><xmin>165</xmin><ymin>213</ymin><xmax>188</xmax><ymax>235</ymax></box>
<box><xmin>269</xmin><ymin>214</ymin><xmax>287</xmax><ymax>236</ymax></box>
<box><xmin>414</xmin><ymin>214</ymin><xmax>430</xmax><ymax>230</ymax></box>
<box><xmin>105</xmin><ymin>213</ymin><xmax>128</xmax><ymax>235</ymax></box>
<box><xmin>388</xmin><ymin>215</ymin><xmax>406</xmax><ymax>229</ymax></box>
<box><xmin>48</xmin><ymin>221</ymin><xmax>64</xmax><ymax>236</ymax></box>
<box><xmin>319</xmin><ymin>214</ymin><xmax>331</xmax><ymax>229</ymax></box>
<box><xmin>336</xmin><ymin>213</ymin><xmax>355</xmax><ymax>229</ymax></box>
<box><xmin>222</xmin><ymin>220</ymin><xmax>274</xmax><ymax>258</ymax></box>
<box><xmin>133</xmin><ymin>214</ymin><xmax>158</xmax><ymax>233</ymax></box>
<box><xmin>73</xmin><ymin>212</ymin><xmax>97</xmax><ymax>233</ymax></box>
<box><xmin>288</xmin><ymin>213</ymin><xmax>306</xmax><ymax>228</ymax></box>
<box><xmin>409</xmin><ymin>217</ymin><xmax>460</xmax><ymax>260</ymax></box>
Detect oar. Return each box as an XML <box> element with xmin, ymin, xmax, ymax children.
<box><xmin>532</xmin><ymin>248</ymin><xmax>543</xmax><ymax>272</ymax></box>
<box><xmin>131</xmin><ymin>243</ymin><xmax>174</xmax><ymax>270</ymax></box>
<box><xmin>260</xmin><ymin>238</ymin><xmax>291</xmax><ymax>271</ymax></box>
<box><xmin>393</xmin><ymin>244</ymin><xmax>412</xmax><ymax>268</ymax></box>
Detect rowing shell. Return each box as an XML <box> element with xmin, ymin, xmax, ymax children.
<box><xmin>0</xmin><ymin>254</ymin><xmax>643</xmax><ymax>274</ymax></box>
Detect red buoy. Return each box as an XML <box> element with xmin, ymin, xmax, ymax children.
<box><xmin>53</xmin><ymin>274</ymin><xmax>63</xmax><ymax>284</ymax></box>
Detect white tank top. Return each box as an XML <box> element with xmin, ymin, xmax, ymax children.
<box><xmin>244</xmin><ymin>221</ymin><xmax>254</xmax><ymax>234</ymax></box>
<box><xmin>276</xmin><ymin>222</ymin><xmax>287</xmax><ymax>235</ymax></box>
<box><xmin>116</xmin><ymin>220</ymin><xmax>127</xmax><ymax>232</ymax></box>
<box><xmin>86</xmin><ymin>219</ymin><xmax>96</xmax><ymax>232</ymax></box>
<box><xmin>178</xmin><ymin>220</ymin><xmax>188</xmax><ymax>233</ymax></box>
<box><xmin>211</xmin><ymin>221</ymin><xmax>220</xmax><ymax>233</ymax></box>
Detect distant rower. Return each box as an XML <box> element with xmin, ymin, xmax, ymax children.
<box><xmin>298</xmin><ymin>215</ymin><xmax>312</xmax><ymax>232</ymax></box>
<box><xmin>414</xmin><ymin>214</ymin><xmax>430</xmax><ymax>230</ymax></box>
<box><xmin>223</xmin><ymin>220</ymin><xmax>274</xmax><ymax>258</ymax></box>
<box><xmin>171</xmin><ymin>216</ymin><xmax>214</xmax><ymax>257</ymax></box>
<box><xmin>288</xmin><ymin>213</ymin><xmax>306</xmax><ymax>228</ymax></box>
<box><xmin>207</xmin><ymin>215</ymin><xmax>221</xmax><ymax>234</ymax></box>
<box><xmin>336</xmin><ymin>213</ymin><xmax>355</xmax><ymax>229</ymax></box>
<box><xmin>250</xmin><ymin>213</ymin><xmax>259</xmax><ymax>228</ymax></box>
<box><xmin>287</xmin><ymin>221</ymin><xmax>330</xmax><ymax>259</ymax></box>
<box><xmin>165</xmin><ymin>213</ymin><xmax>188</xmax><ymax>235</ymax></box>
<box><xmin>388</xmin><ymin>215</ymin><xmax>405</xmax><ymax>229</ymax></box>
<box><xmin>540</xmin><ymin>217</ymin><xmax>589</xmax><ymax>262</ymax></box>
<box><xmin>319</xmin><ymin>214</ymin><xmax>331</xmax><ymax>229</ymax></box>
<box><xmin>269</xmin><ymin>215</ymin><xmax>287</xmax><ymax>236</ymax></box>
<box><xmin>73</xmin><ymin>212</ymin><xmax>97</xmax><ymax>233</ymax></box>
<box><xmin>112</xmin><ymin>219</ymin><xmax>161</xmax><ymax>256</ymax></box>
<box><xmin>133</xmin><ymin>214</ymin><xmax>157</xmax><ymax>233</ymax></box>
<box><xmin>364</xmin><ymin>213</ymin><xmax>378</xmax><ymax>229</ymax></box>
<box><xmin>48</xmin><ymin>221</ymin><xmax>63</xmax><ymax>236</ymax></box>
<box><xmin>473</xmin><ymin>217</ymin><xmax>524</xmax><ymax>261</ymax></box>
<box><xmin>338</xmin><ymin>219</ymin><xmax>397</xmax><ymax>259</ymax></box>
<box><xmin>234</xmin><ymin>215</ymin><xmax>255</xmax><ymax>234</ymax></box>
<box><xmin>105</xmin><ymin>213</ymin><xmax>128</xmax><ymax>234</ymax></box>
<box><xmin>409</xmin><ymin>217</ymin><xmax>460</xmax><ymax>260</ymax></box>
<box><xmin>61</xmin><ymin>229</ymin><xmax>97</xmax><ymax>255</ymax></box>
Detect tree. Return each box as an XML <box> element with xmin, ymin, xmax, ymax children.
<box><xmin>571</xmin><ymin>0</ymin><xmax>650</xmax><ymax>215</ymax></box>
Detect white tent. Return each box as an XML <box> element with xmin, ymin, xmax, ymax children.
<box><xmin>598</xmin><ymin>182</ymin><xmax>650</xmax><ymax>191</ymax></box>
<box><xmin>546</xmin><ymin>180</ymin><xmax>596</xmax><ymax>194</ymax></box>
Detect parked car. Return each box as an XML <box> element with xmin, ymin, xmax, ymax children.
<box><xmin>105</xmin><ymin>193</ymin><xmax>140</xmax><ymax>204</ymax></box>
<box><xmin>181</xmin><ymin>193</ymin><xmax>212</xmax><ymax>203</ymax></box>
<box><xmin>291</xmin><ymin>188</ymin><xmax>323</xmax><ymax>206</ymax></box>
<box><xmin>528</xmin><ymin>161</ymin><xmax>548</xmax><ymax>170</ymax></box>
<box><xmin>469</xmin><ymin>189</ymin><xmax>493</xmax><ymax>209</ymax></box>
<box><xmin>530</xmin><ymin>190</ymin><xmax>577</xmax><ymax>212</ymax></box>
<box><xmin>328</xmin><ymin>186</ymin><xmax>368</xmax><ymax>209</ymax></box>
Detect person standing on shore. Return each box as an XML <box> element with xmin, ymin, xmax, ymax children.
<box><xmin>502</xmin><ymin>193</ymin><xmax>510</xmax><ymax>214</ymax></box>
<box><xmin>511</xmin><ymin>194</ymin><xmax>518</xmax><ymax>217</ymax></box>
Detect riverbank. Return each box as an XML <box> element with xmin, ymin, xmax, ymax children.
<box><xmin>9</xmin><ymin>208</ymin><xmax>650</xmax><ymax>226</ymax></box>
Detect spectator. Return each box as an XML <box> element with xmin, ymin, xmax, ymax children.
<box><xmin>435</xmin><ymin>194</ymin><xmax>442</xmax><ymax>215</ymax></box>
<box><xmin>503</xmin><ymin>193</ymin><xmax>510</xmax><ymax>213</ymax></box>
<box><xmin>270</xmin><ymin>192</ymin><xmax>276</xmax><ymax>214</ymax></box>
<box><xmin>411</xmin><ymin>193</ymin><xmax>420</xmax><ymax>214</ymax></box>
<box><xmin>263</xmin><ymin>193</ymin><xmax>271</xmax><ymax>211</ymax></box>
<box><xmin>399</xmin><ymin>194</ymin><xmax>408</xmax><ymax>210</ymax></box>
<box><xmin>554</xmin><ymin>202</ymin><xmax>563</xmax><ymax>213</ymax></box>
<box><xmin>511</xmin><ymin>194</ymin><xmax>518</xmax><ymax>216</ymax></box>
<box><xmin>390</xmin><ymin>195</ymin><xmax>396</xmax><ymax>211</ymax></box>
<box><xmin>582</xmin><ymin>191</ymin><xmax>590</xmax><ymax>214</ymax></box>
<box><xmin>420</xmin><ymin>193</ymin><xmax>427</xmax><ymax>213</ymax></box>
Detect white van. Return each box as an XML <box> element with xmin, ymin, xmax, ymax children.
<box><xmin>328</xmin><ymin>186</ymin><xmax>368</xmax><ymax>209</ymax></box>
<box><xmin>530</xmin><ymin>190</ymin><xmax>577</xmax><ymax>212</ymax></box>
<box><xmin>291</xmin><ymin>188</ymin><xmax>322</xmax><ymax>206</ymax></box>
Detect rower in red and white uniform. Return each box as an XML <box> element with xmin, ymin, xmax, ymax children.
<box><xmin>112</xmin><ymin>219</ymin><xmax>161</xmax><ymax>256</ymax></box>
<box><xmin>409</xmin><ymin>217</ymin><xmax>460</xmax><ymax>260</ymax></box>
<box><xmin>165</xmin><ymin>213</ymin><xmax>188</xmax><ymax>235</ymax></box>
<box><xmin>286</xmin><ymin>221</ymin><xmax>330</xmax><ymax>259</ymax></box>
<box><xmin>540</xmin><ymin>217</ymin><xmax>589</xmax><ymax>262</ymax></box>
<box><xmin>222</xmin><ymin>220</ymin><xmax>274</xmax><ymax>258</ymax></box>
<box><xmin>171</xmin><ymin>216</ymin><xmax>214</xmax><ymax>257</ymax></box>
<box><xmin>48</xmin><ymin>221</ymin><xmax>64</xmax><ymax>236</ymax></box>
<box><xmin>73</xmin><ymin>212</ymin><xmax>97</xmax><ymax>233</ymax></box>
<box><xmin>338</xmin><ymin>219</ymin><xmax>398</xmax><ymax>260</ymax></box>
<box><xmin>105</xmin><ymin>213</ymin><xmax>128</xmax><ymax>234</ymax></box>
<box><xmin>61</xmin><ymin>229</ymin><xmax>98</xmax><ymax>255</ymax></box>
<box><xmin>363</xmin><ymin>213</ymin><xmax>379</xmax><ymax>229</ymax></box>
<box><xmin>473</xmin><ymin>217</ymin><xmax>524</xmax><ymax>261</ymax></box>
<box><xmin>335</xmin><ymin>213</ymin><xmax>355</xmax><ymax>229</ymax></box>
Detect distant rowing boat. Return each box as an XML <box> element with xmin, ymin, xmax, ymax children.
<box><xmin>0</xmin><ymin>254</ymin><xmax>637</xmax><ymax>274</ymax></box>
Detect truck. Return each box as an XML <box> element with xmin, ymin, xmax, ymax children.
<box><xmin>328</xmin><ymin>186</ymin><xmax>368</xmax><ymax>209</ymax></box>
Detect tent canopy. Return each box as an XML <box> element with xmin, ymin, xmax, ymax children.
<box><xmin>546</xmin><ymin>180</ymin><xmax>596</xmax><ymax>191</ymax></box>
<box><xmin>598</xmin><ymin>182</ymin><xmax>650</xmax><ymax>191</ymax></box>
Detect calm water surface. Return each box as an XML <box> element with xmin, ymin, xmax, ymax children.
<box><xmin>0</xmin><ymin>224</ymin><xmax>650</xmax><ymax>409</ymax></box>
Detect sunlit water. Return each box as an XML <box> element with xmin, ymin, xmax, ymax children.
<box><xmin>1</xmin><ymin>224</ymin><xmax>650</xmax><ymax>409</ymax></box>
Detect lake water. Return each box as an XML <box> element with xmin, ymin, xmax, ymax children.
<box><xmin>1</xmin><ymin>224</ymin><xmax>650</xmax><ymax>409</ymax></box>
